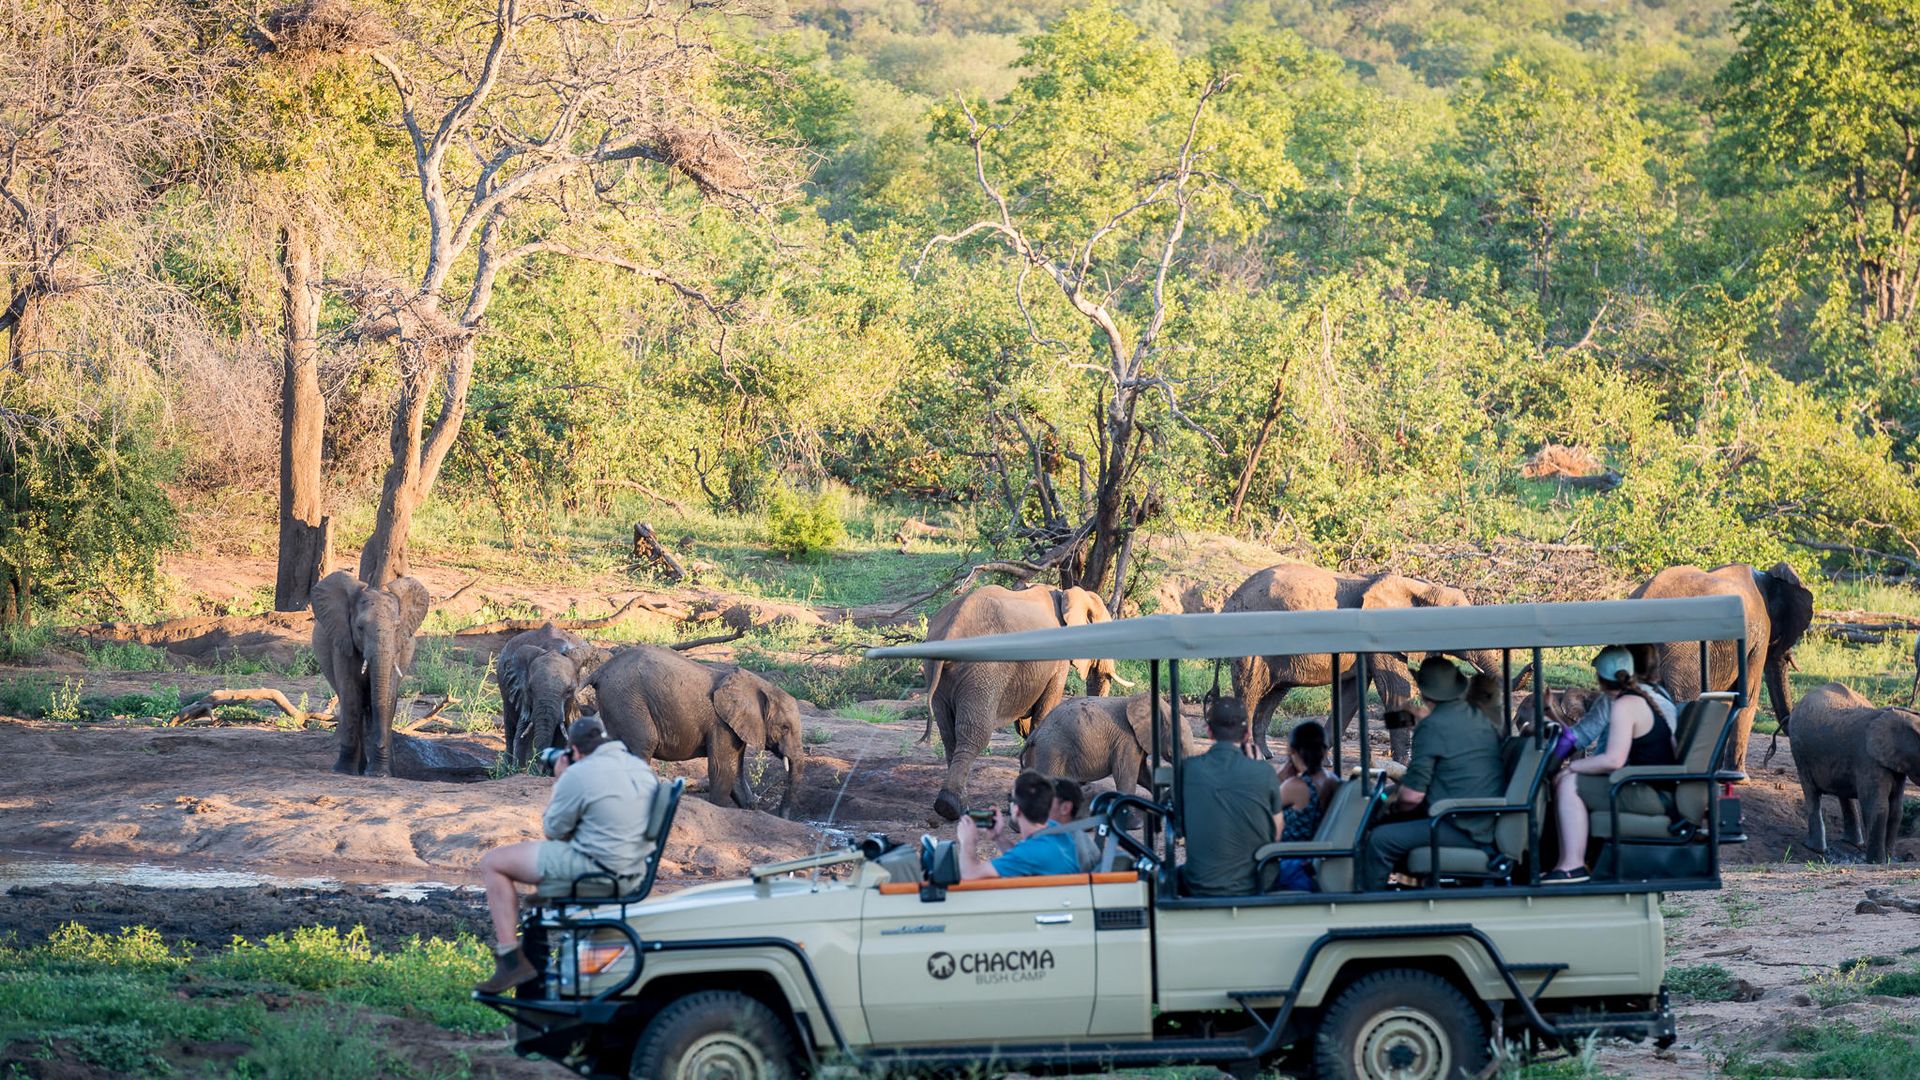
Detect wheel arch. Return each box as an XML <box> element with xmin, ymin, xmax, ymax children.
<box><xmin>1294</xmin><ymin>937</ymin><xmax>1505</xmax><ymax>1012</ymax></box>
<box><xmin>629</xmin><ymin>948</ymin><xmax>846</xmax><ymax>1061</ymax></box>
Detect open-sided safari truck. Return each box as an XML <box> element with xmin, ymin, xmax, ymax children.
<box><xmin>477</xmin><ymin>595</ymin><xmax>1750</xmax><ymax>1080</ymax></box>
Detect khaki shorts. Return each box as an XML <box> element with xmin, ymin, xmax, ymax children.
<box><xmin>535</xmin><ymin>841</ymin><xmax>603</xmax><ymax>887</ymax></box>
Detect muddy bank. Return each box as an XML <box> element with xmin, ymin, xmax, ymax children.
<box><xmin>0</xmin><ymin>882</ymin><xmax>487</xmax><ymax>950</ymax></box>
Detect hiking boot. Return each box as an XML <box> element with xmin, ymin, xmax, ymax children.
<box><xmin>475</xmin><ymin>947</ymin><xmax>537</xmax><ymax>994</ymax></box>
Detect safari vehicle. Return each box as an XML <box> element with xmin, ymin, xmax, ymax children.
<box><xmin>477</xmin><ymin>595</ymin><xmax>1751</xmax><ymax>1080</ymax></box>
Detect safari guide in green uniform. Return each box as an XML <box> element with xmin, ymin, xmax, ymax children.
<box><xmin>1180</xmin><ymin>698</ymin><xmax>1285</xmax><ymax>896</ymax></box>
<box><xmin>474</xmin><ymin>714</ymin><xmax>660</xmax><ymax>993</ymax></box>
<box><xmin>1362</xmin><ymin>657</ymin><xmax>1505</xmax><ymax>889</ymax></box>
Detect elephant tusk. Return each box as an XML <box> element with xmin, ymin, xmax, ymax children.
<box><xmin>1110</xmin><ymin>673</ymin><xmax>1137</xmax><ymax>689</ymax></box>
<box><xmin>360</xmin><ymin>657</ymin><xmax>369</xmax><ymax>677</ymax></box>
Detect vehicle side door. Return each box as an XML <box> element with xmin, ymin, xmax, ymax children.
<box><xmin>859</xmin><ymin>876</ymin><xmax>1096</xmax><ymax>1045</ymax></box>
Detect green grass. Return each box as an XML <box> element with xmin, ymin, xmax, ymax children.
<box><xmin>79</xmin><ymin>639</ymin><xmax>171</xmax><ymax>671</ymax></box>
<box><xmin>0</xmin><ymin>676</ymin><xmax>53</xmax><ymax>718</ymax></box>
<box><xmin>841</xmin><ymin>702</ymin><xmax>903</xmax><ymax>724</ymax></box>
<box><xmin>0</xmin><ymin>923</ymin><xmax>499</xmax><ymax>1077</ymax></box>
<box><xmin>0</xmin><ymin>621</ymin><xmax>55</xmax><ymax>662</ymax></box>
<box><xmin>1668</xmin><ymin>962</ymin><xmax>1738</xmax><ymax>1002</ymax></box>
<box><xmin>405</xmin><ymin>639</ymin><xmax>502</xmax><ymax>733</ymax></box>
<box><xmin>1725</xmin><ymin>1020</ymin><xmax>1920</xmax><ymax>1078</ymax></box>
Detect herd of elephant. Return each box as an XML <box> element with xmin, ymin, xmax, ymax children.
<box><xmin>308</xmin><ymin>558</ymin><xmax>1920</xmax><ymax>862</ymax></box>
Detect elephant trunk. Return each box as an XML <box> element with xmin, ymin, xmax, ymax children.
<box><xmin>1463</xmin><ymin>649</ymin><xmax>1503</xmax><ymax>679</ymax></box>
<box><xmin>366</xmin><ymin>638</ymin><xmax>399</xmax><ymax>777</ymax></box>
<box><xmin>1762</xmin><ymin>655</ymin><xmax>1795</xmax><ymax>766</ymax></box>
<box><xmin>1084</xmin><ymin>658</ymin><xmax>1115</xmax><ymax>697</ymax></box>
<box><xmin>775</xmin><ymin>729</ymin><xmax>805</xmax><ymax>818</ymax></box>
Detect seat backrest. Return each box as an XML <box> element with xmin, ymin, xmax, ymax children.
<box><xmin>1676</xmin><ymin>695</ymin><xmax>1734</xmax><ymax>820</ymax></box>
<box><xmin>643</xmin><ymin>776</ymin><xmax>678</xmax><ymax>844</ymax></box>
<box><xmin>1309</xmin><ymin>780</ymin><xmax>1373</xmax><ymax>893</ymax></box>
<box><xmin>1670</xmin><ymin>698</ymin><xmax>1705</xmax><ymax>758</ymax></box>
<box><xmin>1494</xmin><ymin>742</ymin><xmax>1547</xmax><ymax>860</ymax></box>
<box><xmin>1032</xmin><ymin>817</ymin><xmax>1104</xmax><ymax>872</ymax></box>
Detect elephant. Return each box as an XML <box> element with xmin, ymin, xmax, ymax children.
<box><xmin>310</xmin><ymin>570</ymin><xmax>430</xmax><ymax>777</ymax></box>
<box><xmin>586</xmin><ymin>644</ymin><xmax>805</xmax><ymax>816</ymax></box>
<box><xmin>1222</xmin><ymin>564</ymin><xmax>1501</xmax><ymax>762</ymax></box>
<box><xmin>498</xmin><ymin>624</ymin><xmax>611</xmax><ymax>770</ymax></box>
<box><xmin>921</xmin><ymin>584</ymin><xmax>1119</xmax><ymax>821</ymax></box>
<box><xmin>1783</xmin><ymin>682</ymin><xmax>1920</xmax><ymax>863</ymax></box>
<box><xmin>1020</xmin><ymin>694</ymin><xmax>1195</xmax><ymax>797</ymax></box>
<box><xmin>1629</xmin><ymin>562</ymin><xmax>1813</xmax><ymax>775</ymax></box>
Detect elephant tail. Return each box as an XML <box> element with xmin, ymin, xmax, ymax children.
<box><xmin>1764</xmin><ymin>709</ymin><xmax>1790</xmax><ymax>767</ymax></box>
<box><xmin>920</xmin><ymin>660</ymin><xmax>944</xmax><ymax>743</ymax></box>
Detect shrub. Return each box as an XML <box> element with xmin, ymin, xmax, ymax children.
<box><xmin>764</xmin><ymin>484</ymin><xmax>846</xmax><ymax>559</ymax></box>
<box><xmin>1667</xmin><ymin>963</ymin><xmax>1737</xmax><ymax>1002</ymax></box>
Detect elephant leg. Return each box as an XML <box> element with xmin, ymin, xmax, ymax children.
<box><xmin>501</xmin><ymin>694</ymin><xmax>523</xmax><ymax>771</ymax></box>
<box><xmin>1800</xmin><ymin>775</ymin><xmax>1826</xmax><ymax>853</ymax></box>
<box><xmin>1885</xmin><ymin>779</ymin><xmax>1907</xmax><ymax>861</ymax></box>
<box><xmin>709</xmin><ymin>734</ymin><xmax>745</xmax><ymax>810</ymax></box>
<box><xmin>1724</xmin><ymin>697</ymin><xmax>1760</xmax><ymax>778</ymax></box>
<box><xmin>1840</xmin><ymin>795</ymin><xmax>1864</xmax><ymax>848</ymax></box>
<box><xmin>1252</xmin><ymin>687</ymin><xmax>1290</xmax><ymax>761</ymax></box>
<box><xmin>1330</xmin><ymin>674</ymin><xmax>1363</xmax><ymax>768</ymax></box>
<box><xmin>1861</xmin><ymin>789</ymin><xmax>1891</xmax><ymax>864</ymax></box>
<box><xmin>365</xmin><ymin>700</ymin><xmax>394</xmax><ymax>778</ymax></box>
<box><xmin>934</xmin><ymin>698</ymin><xmax>958</xmax><ymax>765</ymax></box>
<box><xmin>332</xmin><ymin>669</ymin><xmax>367</xmax><ymax>775</ymax></box>
<box><xmin>1114</xmin><ymin>745</ymin><xmax>1144</xmax><ymax>799</ymax></box>
<box><xmin>934</xmin><ymin>700</ymin><xmax>995</xmax><ymax>822</ymax></box>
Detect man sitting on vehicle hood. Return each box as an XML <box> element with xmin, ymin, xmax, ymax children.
<box><xmin>956</xmin><ymin>770</ymin><xmax>1082</xmax><ymax>879</ymax></box>
<box><xmin>474</xmin><ymin>714</ymin><xmax>660</xmax><ymax>994</ymax></box>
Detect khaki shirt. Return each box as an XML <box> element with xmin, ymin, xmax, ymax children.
<box><xmin>1401</xmin><ymin>699</ymin><xmax>1505</xmax><ymax>845</ymax></box>
<box><xmin>543</xmin><ymin>741</ymin><xmax>660</xmax><ymax>877</ymax></box>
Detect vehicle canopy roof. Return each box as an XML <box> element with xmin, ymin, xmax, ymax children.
<box><xmin>866</xmin><ymin>595</ymin><xmax>1748</xmax><ymax>663</ymax></box>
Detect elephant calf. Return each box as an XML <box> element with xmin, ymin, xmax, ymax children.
<box><xmin>587</xmin><ymin>645</ymin><xmax>806</xmax><ymax>817</ymax></box>
<box><xmin>498</xmin><ymin>623</ymin><xmax>610</xmax><ymax>770</ymax></box>
<box><xmin>311</xmin><ymin>570</ymin><xmax>430</xmax><ymax>777</ymax></box>
<box><xmin>1021</xmin><ymin>694</ymin><xmax>1196</xmax><ymax>797</ymax></box>
<box><xmin>1787</xmin><ymin>682</ymin><xmax>1920</xmax><ymax>863</ymax></box>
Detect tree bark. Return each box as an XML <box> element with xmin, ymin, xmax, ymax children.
<box><xmin>3</xmin><ymin>276</ymin><xmax>48</xmax><ymax>371</ymax></box>
<box><xmin>358</xmin><ymin>335</ymin><xmax>474</xmax><ymax>585</ymax></box>
<box><xmin>274</xmin><ymin>222</ymin><xmax>331</xmax><ymax>609</ymax></box>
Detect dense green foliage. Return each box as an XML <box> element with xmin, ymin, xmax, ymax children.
<box><xmin>8</xmin><ymin>0</ymin><xmax>1920</xmax><ymax>609</ymax></box>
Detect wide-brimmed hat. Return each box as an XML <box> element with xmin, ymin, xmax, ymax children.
<box><xmin>1414</xmin><ymin>657</ymin><xmax>1470</xmax><ymax>702</ymax></box>
<box><xmin>567</xmin><ymin>714</ymin><xmax>612</xmax><ymax>755</ymax></box>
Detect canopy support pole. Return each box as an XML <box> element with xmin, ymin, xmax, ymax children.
<box><xmin>1148</xmin><ymin>659</ymin><xmax>1162</xmax><ymax>855</ymax></box>
<box><xmin>1532</xmin><ymin>646</ymin><xmax>1546</xmax><ymax>744</ymax></box>
<box><xmin>1357</xmin><ymin>652</ymin><xmax>1372</xmax><ymax>780</ymax></box>
<box><xmin>1167</xmin><ymin>660</ymin><xmax>1183</xmax><ymax>876</ymax></box>
<box><xmin>1329</xmin><ymin>653</ymin><xmax>1342</xmax><ymax>776</ymax></box>
<box><xmin>1502</xmin><ymin>649</ymin><xmax>1513</xmax><ymax>738</ymax></box>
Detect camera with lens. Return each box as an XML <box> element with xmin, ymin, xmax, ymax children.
<box><xmin>535</xmin><ymin>746</ymin><xmax>574</xmax><ymax>775</ymax></box>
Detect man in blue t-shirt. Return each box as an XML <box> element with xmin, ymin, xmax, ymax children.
<box><xmin>956</xmin><ymin>770</ymin><xmax>1082</xmax><ymax>879</ymax></box>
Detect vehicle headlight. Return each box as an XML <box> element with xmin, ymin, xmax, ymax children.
<box><xmin>549</xmin><ymin>930</ymin><xmax>632</xmax><ymax>995</ymax></box>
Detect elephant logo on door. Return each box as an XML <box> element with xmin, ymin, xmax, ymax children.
<box><xmin>927</xmin><ymin>952</ymin><xmax>956</xmax><ymax>979</ymax></box>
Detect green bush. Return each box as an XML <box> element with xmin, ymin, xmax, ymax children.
<box><xmin>1667</xmin><ymin>962</ymin><xmax>1737</xmax><ymax>1002</ymax></box>
<box><xmin>764</xmin><ymin>485</ymin><xmax>847</xmax><ymax>559</ymax></box>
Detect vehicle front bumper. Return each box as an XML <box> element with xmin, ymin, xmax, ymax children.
<box><xmin>473</xmin><ymin>989</ymin><xmax>631</xmax><ymax>1076</ymax></box>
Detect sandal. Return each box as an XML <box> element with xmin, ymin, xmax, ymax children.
<box><xmin>1541</xmin><ymin>868</ymin><xmax>1589</xmax><ymax>885</ymax></box>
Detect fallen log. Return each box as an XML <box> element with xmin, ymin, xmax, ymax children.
<box><xmin>631</xmin><ymin>522</ymin><xmax>687</xmax><ymax>582</ymax></box>
<box><xmin>171</xmin><ymin>689</ymin><xmax>335</xmax><ymax>726</ymax></box>
<box><xmin>668</xmin><ymin>627</ymin><xmax>746</xmax><ymax>652</ymax></box>
<box><xmin>453</xmin><ymin>593</ymin><xmax>691</xmax><ymax>636</ymax></box>
<box><xmin>433</xmin><ymin>576</ymin><xmax>483</xmax><ymax>608</ymax></box>
<box><xmin>393</xmin><ymin>694</ymin><xmax>457</xmax><ymax>732</ymax></box>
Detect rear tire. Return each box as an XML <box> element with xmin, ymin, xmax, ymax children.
<box><xmin>1313</xmin><ymin>969</ymin><xmax>1490</xmax><ymax>1080</ymax></box>
<box><xmin>629</xmin><ymin>990</ymin><xmax>800</xmax><ymax>1080</ymax></box>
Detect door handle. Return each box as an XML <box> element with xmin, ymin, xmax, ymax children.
<box><xmin>1034</xmin><ymin>913</ymin><xmax>1073</xmax><ymax>925</ymax></box>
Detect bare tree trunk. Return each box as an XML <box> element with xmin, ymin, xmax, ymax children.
<box><xmin>2</xmin><ymin>276</ymin><xmax>48</xmax><ymax>371</ymax></box>
<box><xmin>358</xmin><ymin>336</ymin><xmax>473</xmax><ymax>585</ymax></box>
<box><xmin>1</xmin><ymin>565</ymin><xmax>28</xmax><ymax>628</ymax></box>
<box><xmin>274</xmin><ymin>222</ymin><xmax>331</xmax><ymax>609</ymax></box>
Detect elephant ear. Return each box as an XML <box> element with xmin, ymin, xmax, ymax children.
<box><xmin>1123</xmin><ymin>694</ymin><xmax>1167</xmax><ymax>755</ymax></box>
<box><xmin>1052</xmin><ymin>587</ymin><xmax>1112</xmax><ymax>627</ymax></box>
<box><xmin>712</xmin><ymin>669</ymin><xmax>771</xmax><ymax>750</ymax></box>
<box><xmin>309</xmin><ymin>571</ymin><xmax>365</xmax><ymax>658</ymax></box>
<box><xmin>384</xmin><ymin>576</ymin><xmax>432</xmax><ymax>671</ymax></box>
<box><xmin>566</xmin><ymin>642</ymin><xmax>614</xmax><ymax>680</ymax></box>
<box><xmin>1761</xmin><ymin>562</ymin><xmax>1815</xmax><ymax>660</ymax></box>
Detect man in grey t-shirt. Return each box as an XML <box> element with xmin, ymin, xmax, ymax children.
<box><xmin>1362</xmin><ymin>658</ymin><xmax>1505</xmax><ymax>889</ymax></box>
<box><xmin>476</xmin><ymin>715</ymin><xmax>659</xmax><ymax>993</ymax></box>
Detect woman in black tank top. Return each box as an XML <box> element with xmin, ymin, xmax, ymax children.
<box><xmin>1544</xmin><ymin>646</ymin><xmax>1679</xmax><ymax>884</ymax></box>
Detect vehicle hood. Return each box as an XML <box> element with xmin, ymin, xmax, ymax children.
<box><xmin>598</xmin><ymin>876</ymin><xmax>867</xmax><ymax>936</ymax></box>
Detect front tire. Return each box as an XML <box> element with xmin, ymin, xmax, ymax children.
<box><xmin>1313</xmin><ymin>969</ymin><xmax>1490</xmax><ymax>1080</ymax></box>
<box><xmin>629</xmin><ymin>990</ymin><xmax>800</xmax><ymax>1080</ymax></box>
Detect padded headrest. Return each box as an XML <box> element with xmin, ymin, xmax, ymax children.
<box><xmin>644</xmin><ymin>778</ymin><xmax>678</xmax><ymax>842</ymax></box>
